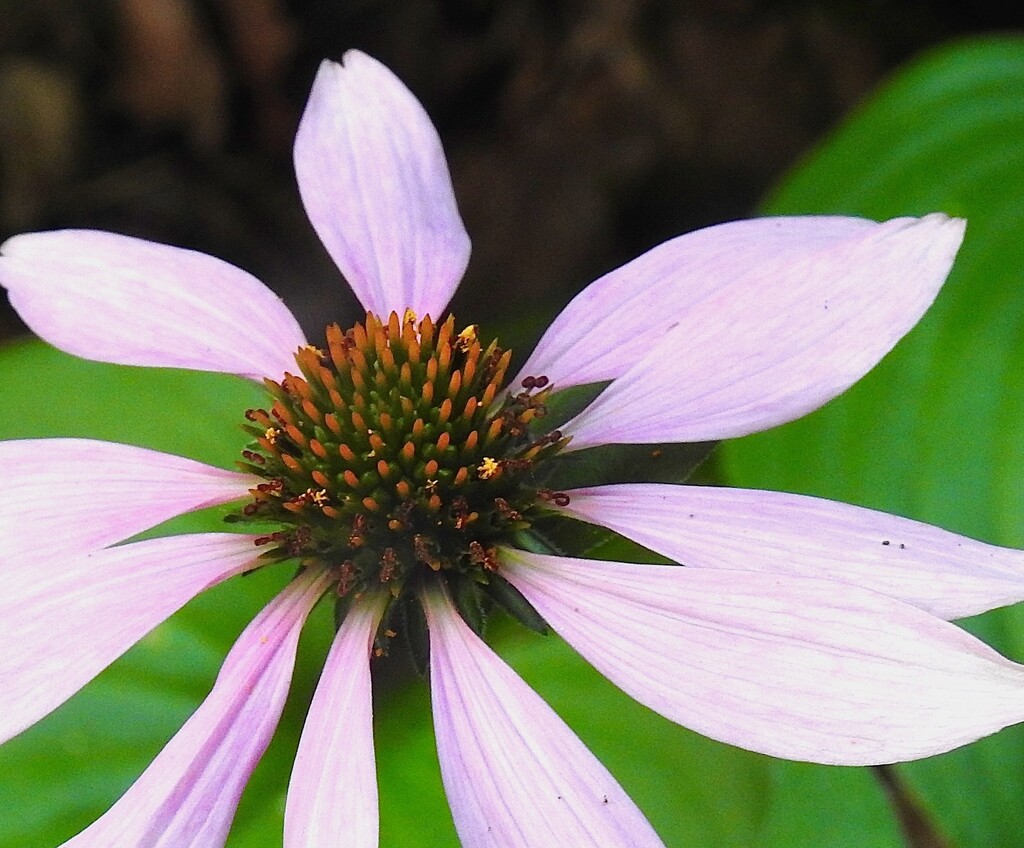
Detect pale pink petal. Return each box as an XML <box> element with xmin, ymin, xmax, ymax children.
<box><xmin>0</xmin><ymin>438</ymin><xmax>254</xmax><ymax>568</ymax></box>
<box><xmin>0</xmin><ymin>533</ymin><xmax>260</xmax><ymax>745</ymax></box>
<box><xmin>0</xmin><ymin>230</ymin><xmax>306</xmax><ymax>380</ymax></box>
<box><xmin>60</xmin><ymin>567</ymin><xmax>330</xmax><ymax>848</ymax></box>
<box><xmin>502</xmin><ymin>549</ymin><xmax>1024</xmax><ymax>765</ymax></box>
<box><xmin>561</xmin><ymin>483</ymin><xmax>1024</xmax><ymax>620</ymax></box>
<box><xmin>562</xmin><ymin>214</ymin><xmax>965</xmax><ymax>449</ymax></box>
<box><xmin>284</xmin><ymin>594</ymin><xmax>385</xmax><ymax>848</ymax></box>
<box><xmin>294</xmin><ymin>52</ymin><xmax>470</xmax><ymax>319</ymax></box>
<box><xmin>423</xmin><ymin>590</ymin><xmax>666</xmax><ymax>848</ymax></box>
<box><xmin>515</xmin><ymin>216</ymin><xmax>876</xmax><ymax>389</ymax></box>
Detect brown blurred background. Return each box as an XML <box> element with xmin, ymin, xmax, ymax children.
<box><xmin>0</xmin><ymin>0</ymin><xmax>1019</xmax><ymax>347</ymax></box>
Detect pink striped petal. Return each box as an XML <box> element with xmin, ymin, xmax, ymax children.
<box><xmin>423</xmin><ymin>590</ymin><xmax>666</xmax><ymax>848</ymax></box>
<box><xmin>562</xmin><ymin>214</ymin><xmax>965</xmax><ymax>449</ymax></box>
<box><xmin>294</xmin><ymin>52</ymin><xmax>470</xmax><ymax>320</ymax></box>
<box><xmin>284</xmin><ymin>594</ymin><xmax>385</xmax><ymax>848</ymax></box>
<box><xmin>502</xmin><ymin>549</ymin><xmax>1024</xmax><ymax>765</ymax></box>
<box><xmin>60</xmin><ymin>567</ymin><xmax>330</xmax><ymax>848</ymax></box>
<box><xmin>1</xmin><ymin>438</ymin><xmax>254</xmax><ymax>568</ymax></box>
<box><xmin>561</xmin><ymin>484</ymin><xmax>1024</xmax><ymax>620</ymax></box>
<box><xmin>0</xmin><ymin>533</ymin><xmax>260</xmax><ymax>745</ymax></box>
<box><xmin>0</xmin><ymin>230</ymin><xmax>306</xmax><ymax>380</ymax></box>
<box><xmin>515</xmin><ymin>216</ymin><xmax>877</xmax><ymax>389</ymax></box>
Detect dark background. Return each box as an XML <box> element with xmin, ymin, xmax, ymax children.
<box><xmin>0</xmin><ymin>0</ymin><xmax>1020</xmax><ymax>345</ymax></box>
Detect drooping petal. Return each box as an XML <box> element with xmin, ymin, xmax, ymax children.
<box><xmin>561</xmin><ymin>483</ymin><xmax>1024</xmax><ymax>620</ymax></box>
<box><xmin>60</xmin><ymin>566</ymin><xmax>330</xmax><ymax>848</ymax></box>
<box><xmin>515</xmin><ymin>216</ymin><xmax>877</xmax><ymax>389</ymax></box>
<box><xmin>0</xmin><ymin>230</ymin><xmax>306</xmax><ymax>380</ymax></box>
<box><xmin>0</xmin><ymin>533</ymin><xmax>260</xmax><ymax>745</ymax></box>
<box><xmin>284</xmin><ymin>594</ymin><xmax>385</xmax><ymax>848</ymax></box>
<box><xmin>0</xmin><ymin>438</ymin><xmax>254</xmax><ymax>567</ymax></box>
<box><xmin>294</xmin><ymin>51</ymin><xmax>470</xmax><ymax>320</ymax></box>
<box><xmin>562</xmin><ymin>214</ymin><xmax>965</xmax><ymax>449</ymax></box>
<box><xmin>502</xmin><ymin>549</ymin><xmax>1024</xmax><ymax>765</ymax></box>
<box><xmin>423</xmin><ymin>590</ymin><xmax>666</xmax><ymax>848</ymax></box>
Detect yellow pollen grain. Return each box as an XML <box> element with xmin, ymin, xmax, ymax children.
<box><xmin>307</xmin><ymin>488</ymin><xmax>330</xmax><ymax>507</ymax></box>
<box><xmin>456</xmin><ymin>324</ymin><xmax>478</xmax><ymax>351</ymax></box>
<box><xmin>264</xmin><ymin>427</ymin><xmax>280</xmax><ymax>444</ymax></box>
<box><xmin>403</xmin><ymin>307</ymin><xmax>417</xmax><ymax>325</ymax></box>
<box><xmin>478</xmin><ymin>457</ymin><xmax>501</xmax><ymax>479</ymax></box>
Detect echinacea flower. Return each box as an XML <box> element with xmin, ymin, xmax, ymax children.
<box><xmin>2</xmin><ymin>49</ymin><xmax>1024</xmax><ymax>848</ymax></box>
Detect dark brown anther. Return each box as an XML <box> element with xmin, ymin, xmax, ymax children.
<box><xmin>337</xmin><ymin>560</ymin><xmax>358</xmax><ymax>596</ymax></box>
<box><xmin>413</xmin><ymin>534</ymin><xmax>437</xmax><ymax>566</ymax></box>
<box><xmin>494</xmin><ymin>497</ymin><xmax>522</xmax><ymax>521</ymax></box>
<box><xmin>533</xmin><ymin>375</ymin><xmax>549</xmax><ymax>388</ymax></box>
<box><xmin>241</xmin><ymin>450</ymin><xmax>265</xmax><ymax>465</ymax></box>
<box><xmin>539</xmin><ymin>489</ymin><xmax>571</xmax><ymax>507</ymax></box>
<box><xmin>379</xmin><ymin>548</ymin><xmax>398</xmax><ymax>583</ymax></box>
<box><xmin>469</xmin><ymin>541</ymin><xmax>500</xmax><ymax>571</ymax></box>
<box><xmin>522</xmin><ymin>376</ymin><xmax>537</xmax><ymax>390</ymax></box>
<box><xmin>349</xmin><ymin>514</ymin><xmax>368</xmax><ymax>548</ymax></box>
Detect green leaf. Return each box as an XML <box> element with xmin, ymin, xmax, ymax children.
<box><xmin>721</xmin><ymin>36</ymin><xmax>1024</xmax><ymax>848</ymax></box>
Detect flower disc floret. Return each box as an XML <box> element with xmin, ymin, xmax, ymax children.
<box><xmin>232</xmin><ymin>310</ymin><xmax>569</xmax><ymax>616</ymax></box>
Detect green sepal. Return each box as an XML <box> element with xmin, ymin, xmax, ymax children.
<box><xmin>482</xmin><ymin>571</ymin><xmax>549</xmax><ymax>636</ymax></box>
<box><xmin>540</xmin><ymin>440</ymin><xmax>717</xmax><ymax>489</ymax></box>
<box><xmin>389</xmin><ymin>593</ymin><xmax>430</xmax><ymax>677</ymax></box>
<box><xmin>447</xmin><ymin>572</ymin><xmax>489</xmax><ymax>637</ymax></box>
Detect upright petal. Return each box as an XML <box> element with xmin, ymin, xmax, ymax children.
<box><xmin>502</xmin><ymin>549</ymin><xmax>1024</xmax><ymax>765</ymax></box>
<box><xmin>60</xmin><ymin>567</ymin><xmax>330</xmax><ymax>848</ymax></box>
<box><xmin>562</xmin><ymin>214</ymin><xmax>965</xmax><ymax>448</ymax></box>
<box><xmin>1</xmin><ymin>438</ymin><xmax>254</xmax><ymax>567</ymax></box>
<box><xmin>294</xmin><ymin>51</ymin><xmax>470</xmax><ymax>319</ymax></box>
<box><xmin>423</xmin><ymin>590</ymin><xmax>666</xmax><ymax>848</ymax></box>
<box><xmin>561</xmin><ymin>483</ymin><xmax>1024</xmax><ymax>620</ymax></box>
<box><xmin>0</xmin><ymin>230</ymin><xmax>306</xmax><ymax>380</ymax></box>
<box><xmin>0</xmin><ymin>533</ymin><xmax>260</xmax><ymax>744</ymax></box>
<box><xmin>515</xmin><ymin>216</ymin><xmax>877</xmax><ymax>389</ymax></box>
<box><xmin>284</xmin><ymin>594</ymin><xmax>385</xmax><ymax>848</ymax></box>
